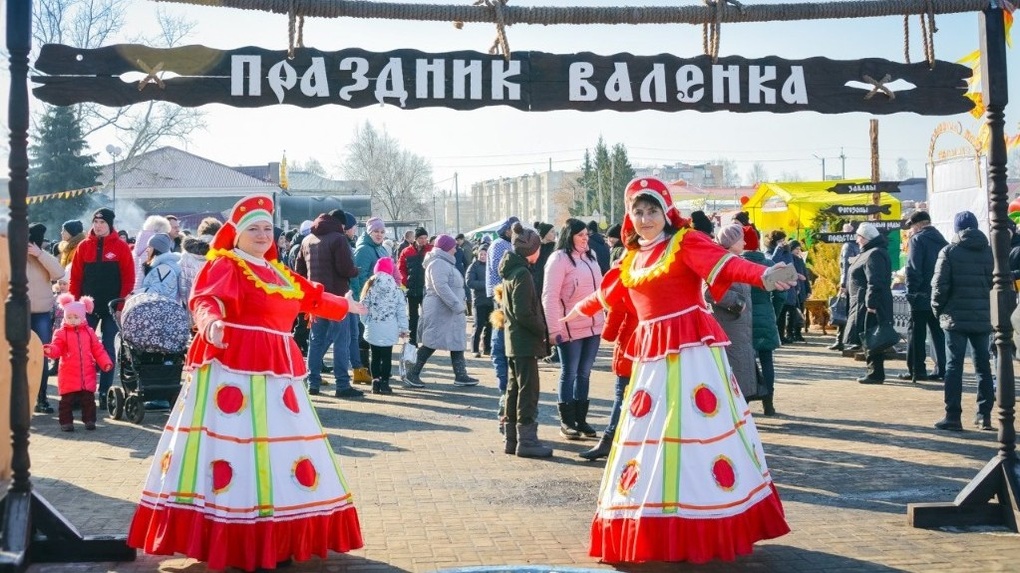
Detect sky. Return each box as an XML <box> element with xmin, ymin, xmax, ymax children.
<box><xmin>6</xmin><ymin>0</ymin><xmax>1020</xmax><ymax>196</ymax></box>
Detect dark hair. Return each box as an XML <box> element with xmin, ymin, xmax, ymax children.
<box><xmin>555</xmin><ymin>218</ymin><xmax>596</xmax><ymax>266</ymax></box>
<box><xmin>764</xmin><ymin>229</ymin><xmax>787</xmax><ymax>251</ymax></box>
<box><xmin>587</xmin><ymin>220</ymin><xmax>599</xmax><ymax>234</ymax></box>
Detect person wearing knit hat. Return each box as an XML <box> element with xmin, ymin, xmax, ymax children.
<box><xmin>62</xmin><ymin>219</ymin><xmax>84</xmax><ymax>238</ymax></box>
<box><xmin>715</xmin><ymin>223</ymin><xmax>744</xmax><ymax>250</ymax></box>
<box><xmin>139</xmin><ymin>233</ymin><xmax>184</xmax><ymax>303</ymax></box>
<box><xmin>498</xmin><ymin>221</ymin><xmax>553</xmax><ymax>457</ymax></box>
<box><xmin>28</xmin><ymin>222</ymin><xmax>47</xmax><ymax>247</ymax></box>
<box><xmin>742</xmin><ymin>225</ymin><xmax>760</xmax><ymax>252</ymax></box>
<box><xmin>343</xmin><ymin>212</ymin><xmax>358</xmax><ymax>243</ymax></box>
<box><xmin>401</xmin><ymin>228</ymin><xmax>477</xmax><ymax>389</ymax></box>
<box><xmin>397</xmin><ymin>226</ymin><xmax>432</xmax><ymax>347</ymax></box>
<box><xmin>691</xmin><ymin>210</ymin><xmax>715</xmax><ymax>237</ymax></box>
<box><xmin>605</xmin><ymin>223</ymin><xmax>624</xmax><ymax>264</ymax></box>
<box><xmin>830</xmin><ymin>222</ymin><xmax>863</xmax><ymax>353</ymax></box>
<box><xmin>845</xmin><ymin>218</ymin><xmax>894</xmax><ymax>385</ymax></box>
<box><xmin>44</xmin><ymin>294</ymin><xmax>113</xmax><ymax>431</ymax></box>
<box><xmin>497</xmin><ymin>216</ymin><xmax>520</xmax><ymax>239</ymax></box>
<box><xmin>414</xmin><ymin>226</ymin><xmax>428</xmax><ymax>239</ymax></box>
<box><xmin>59</xmin><ymin>219</ymin><xmax>87</xmax><ymax>267</ymax></box>
<box><xmin>28</xmin><ymin>221</ymin><xmax>65</xmax><ymax>415</ymax></box>
<box><xmin>69</xmin><ymin>203</ymin><xmax>134</xmax><ymax>410</ymax></box>
<box><xmin>739</xmin><ymin>224</ymin><xmax>781</xmax><ymax>416</ymax></box>
<box><xmin>129</xmin><ymin>195</ymin><xmax>369</xmax><ymax>565</ymax></box>
<box><xmin>358</xmin><ymin>254</ymin><xmax>408</xmax><ymax>395</ymax></box>
<box><xmin>931</xmin><ymin>209</ymin><xmax>994</xmax><ymax>431</ymax></box>
<box><xmin>366</xmin><ymin>217</ymin><xmax>385</xmax><ymax>235</ymax></box>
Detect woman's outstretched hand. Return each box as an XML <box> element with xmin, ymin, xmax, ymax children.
<box><xmin>561</xmin><ymin>305</ymin><xmax>584</xmax><ymax>323</ymax></box>
<box><xmin>763</xmin><ymin>263</ymin><xmax>800</xmax><ymax>292</ymax></box>
<box><xmin>345</xmin><ymin>291</ymin><xmax>368</xmax><ymax>315</ymax></box>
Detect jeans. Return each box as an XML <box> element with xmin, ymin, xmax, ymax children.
<box><xmin>604</xmin><ymin>374</ymin><xmax>629</xmax><ymax>435</ymax></box>
<box><xmin>345</xmin><ymin>313</ymin><xmax>362</xmax><ymax>369</ymax></box>
<box><xmin>472</xmin><ymin>302</ymin><xmax>493</xmax><ymax>354</ymax></box>
<box><xmin>556</xmin><ymin>335</ymin><xmax>601</xmax><ymax>402</ymax></box>
<box><xmin>30</xmin><ymin>312</ymin><xmax>52</xmax><ymax>404</ymax></box>
<box><xmin>491</xmin><ymin>328</ymin><xmax>508</xmax><ymax>392</ymax></box>
<box><xmin>306</xmin><ymin>317</ymin><xmax>338</xmax><ymax>391</ymax></box>
<box><xmin>86</xmin><ymin>313</ymin><xmax>118</xmax><ymax>398</ymax></box>
<box><xmin>408</xmin><ymin>295</ymin><xmax>423</xmax><ymax>345</ymax></box>
<box><xmin>908</xmin><ymin>308</ymin><xmax>946</xmax><ymax>377</ymax></box>
<box><xmin>944</xmin><ymin>329</ymin><xmax>995</xmax><ymax>419</ymax></box>
<box><xmin>757</xmin><ymin>349</ymin><xmax>775</xmax><ymax>397</ymax></box>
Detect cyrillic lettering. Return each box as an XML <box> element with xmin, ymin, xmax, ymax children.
<box><xmin>569</xmin><ymin>62</ymin><xmax>597</xmax><ymax>101</ymax></box>
<box><xmin>375</xmin><ymin>57</ymin><xmax>408</xmax><ymax>107</ymax></box>
<box><xmin>338</xmin><ymin>57</ymin><xmax>369</xmax><ymax>101</ymax></box>
<box><xmin>639</xmin><ymin>64</ymin><xmax>667</xmax><ymax>103</ymax></box>
<box><xmin>416</xmin><ymin>59</ymin><xmax>445</xmax><ymax>99</ymax></box>
<box><xmin>781</xmin><ymin>66</ymin><xmax>808</xmax><ymax>104</ymax></box>
<box><xmin>491</xmin><ymin>59</ymin><xmax>521</xmax><ymax>101</ymax></box>
<box><xmin>230</xmin><ymin>55</ymin><xmax>261</xmax><ymax>96</ymax></box>
<box><xmin>748</xmin><ymin>65</ymin><xmax>776</xmax><ymax>105</ymax></box>
<box><xmin>675</xmin><ymin>65</ymin><xmax>704</xmax><ymax>103</ymax></box>
<box><xmin>267</xmin><ymin>60</ymin><xmax>297</xmax><ymax>104</ymax></box>
<box><xmin>712</xmin><ymin>65</ymin><xmax>740</xmax><ymax>104</ymax></box>
<box><xmin>299</xmin><ymin>57</ymin><xmax>329</xmax><ymax>98</ymax></box>
<box><xmin>605</xmin><ymin>63</ymin><xmax>634</xmax><ymax>102</ymax></box>
<box><xmin>452</xmin><ymin>60</ymin><xmax>483</xmax><ymax>100</ymax></box>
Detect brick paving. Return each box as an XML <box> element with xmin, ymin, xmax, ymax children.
<box><xmin>23</xmin><ymin>329</ymin><xmax>1020</xmax><ymax>572</ymax></box>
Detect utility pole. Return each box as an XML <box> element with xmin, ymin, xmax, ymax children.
<box><xmin>454</xmin><ymin>172</ymin><xmax>460</xmax><ymax>234</ymax></box>
<box><xmin>840</xmin><ymin>147</ymin><xmax>847</xmax><ymax>179</ymax></box>
<box><xmin>813</xmin><ymin>154</ymin><xmax>826</xmax><ymax>180</ymax></box>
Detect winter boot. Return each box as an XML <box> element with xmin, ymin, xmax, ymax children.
<box><xmin>451</xmin><ymin>352</ymin><xmax>479</xmax><ymax>387</ymax></box>
<box><xmin>371</xmin><ymin>379</ymin><xmax>381</xmax><ymax>394</ymax></box>
<box><xmin>574</xmin><ymin>400</ymin><xmax>598</xmax><ymax>438</ymax></box>
<box><xmin>516</xmin><ymin>423</ymin><xmax>553</xmax><ymax>458</ymax></box>
<box><xmin>497</xmin><ymin>393</ymin><xmax>507</xmax><ymax>435</ymax></box>
<box><xmin>762</xmin><ymin>395</ymin><xmax>776</xmax><ymax>416</ymax></box>
<box><xmin>352</xmin><ymin>367</ymin><xmax>373</xmax><ymax>385</ymax></box>
<box><xmin>376</xmin><ymin>378</ymin><xmax>394</xmax><ymax>395</ymax></box>
<box><xmin>557</xmin><ymin>402</ymin><xmax>581</xmax><ymax>440</ymax></box>
<box><xmin>503</xmin><ymin>420</ymin><xmax>518</xmax><ymax>455</ymax></box>
<box><xmin>402</xmin><ymin>346</ymin><xmax>433</xmax><ymax>388</ymax></box>
<box><xmin>578</xmin><ymin>429</ymin><xmax>615</xmax><ymax>461</ymax></box>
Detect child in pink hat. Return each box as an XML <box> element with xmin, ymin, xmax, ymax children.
<box><xmin>359</xmin><ymin>256</ymin><xmax>408</xmax><ymax>395</ymax></box>
<box><xmin>43</xmin><ymin>294</ymin><xmax>113</xmax><ymax>431</ymax></box>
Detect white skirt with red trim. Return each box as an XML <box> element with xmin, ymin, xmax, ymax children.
<box><xmin>590</xmin><ymin>344</ymin><xmax>789</xmax><ymax>563</ymax></box>
<box><xmin>128</xmin><ymin>360</ymin><xmax>363</xmax><ymax>571</ymax></box>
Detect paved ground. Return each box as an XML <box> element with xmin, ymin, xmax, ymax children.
<box><xmin>22</xmin><ymin>328</ymin><xmax>1020</xmax><ymax>573</ymax></box>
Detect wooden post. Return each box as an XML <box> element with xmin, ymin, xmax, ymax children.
<box><xmin>870</xmin><ymin>119</ymin><xmax>881</xmax><ymax>219</ymax></box>
<box><xmin>908</xmin><ymin>2</ymin><xmax>1020</xmax><ymax>532</ymax></box>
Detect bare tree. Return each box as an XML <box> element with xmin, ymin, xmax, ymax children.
<box><xmin>747</xmin><ymin>162</ymin><xmax>769</xmax><ymax>186</ymax></box>
<box><xmin>343</xmin><ymin>122</ymin><xmax>432</xmax><ymax>221</ymax></box>
<box><xmin>779</xmin><ymin>170</ymin><xmax>803</xmax><ymax>182</ymax></box>
<box><xmin>33</xmin><ymin>1</ymin><xmax>205</xmax><ymax>162</ymax></box>
<box><xmin>896</xmin><ymin>157</ymin><xmax>911</xmax><ymax>180</ymax></box>
<box><xmin>292</xmin><ymin>158</ymin><xmax>329</xmax><ymax>177</ymax></box>
<box><xmin>715</xmin><ymin>157</ymin><xmax>742</xmax><ymax>187</ymax></box>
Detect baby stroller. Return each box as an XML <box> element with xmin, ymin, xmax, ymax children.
<box><xmin>106</xmin><ymin>293</ymin><xmax>190</xmax><ymax>424</ymax></box>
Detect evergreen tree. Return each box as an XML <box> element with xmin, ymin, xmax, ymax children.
<box><xmin>572</xmin><ymin>137</ymin><xmax>636</xmax><ymax>227</ymax></box>
<box><xmin>28</xmin><ymin>105</ymin><xmax>101</xmax><ymax>232</ymax></box>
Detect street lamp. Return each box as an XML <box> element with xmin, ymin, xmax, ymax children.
<box><xmin>105</xmin><ymin>144</ymin><xmax>122</xmax><ymax>211</ymax></box>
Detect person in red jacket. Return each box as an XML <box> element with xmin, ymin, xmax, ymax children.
<box><xmin>68</xmin><ymin>208</ymin><xmax>134</xmax><ymax>409</ymax></box>
<box><xmin>43</xmin><ymin>294</ymin><xmax>113</xmax><ymax>431</ymax></box>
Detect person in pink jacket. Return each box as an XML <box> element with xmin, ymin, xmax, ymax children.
<box><xmin>43</xmin><ymin>294</ymin><xmax>113</xmax><ymax>432</ymax></box>
<box><xmin>542</xmin><ymin>218</ymin><xmax>605</xmax><ymax>440</ymax></box>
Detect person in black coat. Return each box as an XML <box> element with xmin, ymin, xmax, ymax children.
<box><xmin>931</xmin><ymin>211</ymin><xmax>995</xmax><ymax>431</ymax></box>
<box><xmin>586</xmin><ymin>220</ymin><xmax>611</xmax><ymax>275</ymax></box>
<box><xmin>466</xmin><ymin>248</ymin><xmax>493</xmax><ymax>357</ymax></box>
<box><xmin>901</xmin><ymin>211</ymin><xmax>948</xmax><ymax>382</ymax></box>
<box><xmin>844</xmin><ymin>223</ymin><xmax>894</xmax><ymax>384</ymax></box>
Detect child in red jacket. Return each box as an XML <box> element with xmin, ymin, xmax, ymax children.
<box><xmin>44</xmin><ymin>294</ymin><xmax>113</xmax><ymax>431</ymax></box>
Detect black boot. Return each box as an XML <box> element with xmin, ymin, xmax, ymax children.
<box><xmin>451</xmin><ymin>351</ymin><xmax>479</xmax><ymax>387</ymax></box>
<box><xmin>557</xmin><ymin>402</ymin><xmax>581</xmax><ymax>439</ymax></box>
<box><xmin>762</xmin><ymin>395</ymin><xmax>776</xmax><ymax>416</ymax></box>
<box><xmin>574</xmin><ymin>400</ymin><xmax>598</xmax><ymax>438</ymax></box>
<box><xmin>578</xmin><ymin>430</ymin><xmax>614</xmax><ymax>460</ymax></box>
<box><xmin>504</xmin><ymin>419</ymin><xmax>517</xmax><ymax>455</ymax></box>
<box><xmin>402</xmin><ymin>346</ymin><xmax>433</xmax><ymax>388</ymax></box>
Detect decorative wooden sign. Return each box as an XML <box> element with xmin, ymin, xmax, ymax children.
<box><xmin>33</xmin><ymin>44</ymin><xmax>974</xmax><ymax>115</ymax></box>
<box><xmin>816</xmin><ymin>220</ymin><xmax>905</xmax><ymax>243</ymax></box>
<box><xmin>827</xmin><ymin>181</ymin><xmax>902</xmax><ymax>194</ymax></box>
<box><xmin>821</xmin><ymin>204</ymin><xmax>893</xmax><ymax>216</ymax></box>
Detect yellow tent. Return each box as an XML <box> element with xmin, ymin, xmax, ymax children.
<box><xmin>744</xmin><ymin>179</ymin><xmax>901</xmax><ymax>238</ymax></box>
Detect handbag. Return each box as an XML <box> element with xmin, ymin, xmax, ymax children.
<box><xmin>745</xmin><ymin>360</ymin><xmax>770</xmax><ymax>402</ymax></box>
<box><xmin>829</xmin><ymin>294</ymin><xmax>848</xmax><ymax>327</ymax></box>
<box><xmin>864</xmin><ymin>320</ymin><xmax>900</xmax><ymax>354</ymax></box>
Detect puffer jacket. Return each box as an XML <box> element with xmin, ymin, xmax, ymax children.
<box><xmin>354</xmin><ymin>233</ymin><xmax>398</xmax><ymax>299</ymax></box>
<box><xmin>295</xmin><ymin>214</ymin><xmax>358</xmax><ymax>296</ymax></box>
<box><xmin>28</xmin><ymin>248</ymin><xmax>64</xmax><ymax>313</ymax></box>
<box><xmin>542</xmin><ymin>248</ymin><xmax>605</xmax><ymax>344</ymax></box>
<box><xmin>362</xmin><ymin>273</ymin><xmax>409</xmax><ymax>347</ymax></box>
<box><xmin>140</xmin><ymin>251</ymin><xmax>183</xmax><ymax>303</ymax></box>
<box><xmin>844</xmin><ymin>234</ymin><xmax>893</xmax><ymax>345</ymax></box>
<box><xmin>418</xmin><ymin>249</ymin><xmax>467</xmax><ymax>351</ymax></box>
<box><xmin>499</xmin><ymin>250</ymin><xmax>548</xmax><ymax>358</ymax></box>
<box><xmin>44</xmin><ymin>323</ymin><xmax>113</xmax><ymax>395</ymax></box>
<box><xmin>69</xmin><ymin>228</ymin><xmax>135</xmax><ymax>316</ymax></box>
<box><xmin>741</xmin><ymin>250</ymin><xmax>782</xmax><ymax>352</ymax></box>
<box><xmin>905</xmin><ymin>225</ymin><xmax>948</xmax><ymax>311</ymax></box>
<box><xmin>466</xmin><ymin>260</ymin><xmax>491</xmax><ymax>306</ymax></box>
<box><xmin>932</xmin><ymin>228</ymin><xmax>993</xmax><ymax>333</ymax></box>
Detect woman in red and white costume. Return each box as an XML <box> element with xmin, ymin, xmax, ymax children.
<box><xmin>564</xmin><ymin>177</ymin><xmax>795</xmax><ymax>563</ymax></box>
<box><xmin>128</xmin><ymin>195</ymin><xmax>366</xmax><ymax>571</ymax></box>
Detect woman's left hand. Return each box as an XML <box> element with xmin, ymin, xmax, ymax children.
<box><xmin>344</xmin><ymin>291</ymin><xmax>367</xmax><ymax>315</ymax></box>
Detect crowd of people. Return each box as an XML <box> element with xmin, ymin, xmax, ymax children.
<box><xmin>22</xmin><ymin>178</ymin><xmax>1018</xmax><ymax>570</ymax></box>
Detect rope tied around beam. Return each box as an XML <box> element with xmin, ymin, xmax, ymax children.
<box><xmin>287</xmin><ymin>0</ymin><xmax>306</xmax><ymax>60</ymax></box>
<box><xmin>471</xmin><ymin>0</ymin><xmax>512</xmax><ymax>60</ymax></box>
<box><xmin>920</xmin><ymin>0</ymin><xmax>938</xmax><ymax>68</ymax></box>
<box><xmin>862</xmin><ymin>73</ymin><xmax>896</xmax><ymax>100</ymax></box>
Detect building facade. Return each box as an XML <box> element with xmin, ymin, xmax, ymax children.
<box><xmin>469</xmin><ymin>169</ymin><xmax>583</xmax><ymax>232</ymax></box>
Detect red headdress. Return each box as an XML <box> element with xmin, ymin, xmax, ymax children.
<box><xmin>620</xmin><ymin>177</ymin><xmax>690</xmax><ymax>245</ymax></box>
<box><xmin>209</xmin><ymin>194</ymin><xmax>278</xmax><ymax>261</ymax></box>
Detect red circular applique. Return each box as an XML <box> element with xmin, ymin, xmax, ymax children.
<box><xmin>216</xmin><ymin>385</ymin><xmax>245</xmax><ymax>415</ymax></box>
<box><xmin>693</xmin><ymin>384</ymin><xmax>719</xmax><ymax>416</ymax></box>
<box><xmin>629</xmin><ymin>390</ymin><xmax>652</xmax><ymax>418</ymax></box>
<box><xmin>712</xmin><ymin>456</ymin><xmax>736</xmax><ymax>491</ymax></box>
<box><xmin>618</xmin><ymin>460</ymin><xmax>639</xmax><ymax>495</ymax></box>
<box><xmin>212</xmin><ymin>460</ymin><xmax>233</xmax><ymax>493</ymax></box>
<box><xmin>293</xmin><ymin>457</ymin><xmax>319</xmax><ymax>490</ymax></box>
<box><xmin>282</xmin><ymin>385</ymin><xmax>300</xmax><ymax>414</ymax></box>
<box><xmin>160</xmin><ymin>451</ymin><xmax>172</xmax><ymax>475</ymax></box>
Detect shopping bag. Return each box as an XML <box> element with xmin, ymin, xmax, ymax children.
<box><xmin>864</xmin><ymin>321</ymin><xmax>900</xmax><ymax>354</ymax></box>
<box><xmin>829</xmin><ymin>294</ymin><xmax>848</xmax><ymax>327</ymax></box>
<box><xmin>398</xmin><ymin>342</ymin><xmax>417</xmax><ymax>379</ymax></box>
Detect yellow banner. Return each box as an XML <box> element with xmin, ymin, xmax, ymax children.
<box><xmin>8</xmin><ymin>185</ymin><xmax>102</xmax><ymax>206</ymax></box>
